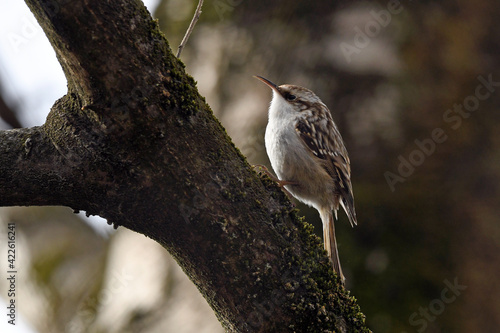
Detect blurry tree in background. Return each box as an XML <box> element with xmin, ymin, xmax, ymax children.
<box><xmin>0</xmin><ymin>79</ymin><xmax>22</xmax><ymax>128</ymax></box>
<box><xmin>156</xmin><ymin>0</ymin><xmax>500</xmax><ymax>332</ymax></box>
<box><xmin>0</xmin><ymin>0</ymin><xmax>499</xmax><ymax>332</ymax></box>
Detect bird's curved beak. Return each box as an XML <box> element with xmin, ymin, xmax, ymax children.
<box><xmin>254</xmin><ymin>75</ymin><xmax>279</xmax><ymax>93</ymax></box>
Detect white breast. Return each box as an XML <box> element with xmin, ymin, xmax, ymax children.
<box><xmin>264</xmin><ymin>93</ymin><xmax>300</xmax><ymax>181</ymax></box>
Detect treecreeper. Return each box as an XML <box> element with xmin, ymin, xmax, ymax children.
<box><xmin>255</xmin><ymin>76</ymin><xmax>357</xmax><ymax>284</ymax></box>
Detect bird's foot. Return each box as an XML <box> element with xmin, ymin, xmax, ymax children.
<box><xmin>253</xmin><ymin>164</ymin><xmax>296</xmax><ymax>201</ymax></box>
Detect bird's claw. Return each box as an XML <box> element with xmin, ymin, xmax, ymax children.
<box><xmin>252</xmin><ymin>164</ymin><xmax>296</xmax><ymax>201</ymax></box>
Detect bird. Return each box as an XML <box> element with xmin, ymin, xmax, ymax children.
<box><xmin>254</xmin><ymin>75</ymin><xmax>357</xmax><ymax>284</ymax></box>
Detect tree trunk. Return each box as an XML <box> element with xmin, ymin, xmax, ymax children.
<box><xmin>0</xmin><ymin>0</ymin><xmax>370</xmax><ymax>331</ymax></box>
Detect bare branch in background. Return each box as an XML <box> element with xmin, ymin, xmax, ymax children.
<box><xmin>0</xmin><ymin>88</ymin><xmax>22</xmax><ymax>128</ymax></box>
<box><xmin>176</xmin><ymin>0</ymin><xmax>204</xmax><ymax>58</ymax></box>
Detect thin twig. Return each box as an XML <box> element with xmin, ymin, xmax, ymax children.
<box><xmin>176</xmin><ymin>0</ymin><xmax>204</xmax><ymax>58</ymax></box>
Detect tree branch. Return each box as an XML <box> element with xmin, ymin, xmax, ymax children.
<box><xmin>176</xmin><ymin>0</ymin><xmax>204</xmax><ymax>58</ymax></box>
<box><xmin>0</xmin><ymin>0</ymin><xmax>372</xmax><ymax>331</ymax></box>
<box><xmin>0</xmin><ymin>125</ymin><xmax>78</xmax><ymax>206</ymax></box>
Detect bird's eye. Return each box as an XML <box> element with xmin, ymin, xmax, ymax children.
<box><xmin>286</xmin><ymin>93</ymin><xmax>296</xmax><ymax>101</ymax></box>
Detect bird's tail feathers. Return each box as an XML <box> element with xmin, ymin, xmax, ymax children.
<box><xmin>320</xmin><ymin>209</ymin><xmax>345</xmax><ymax>284</ymax></box>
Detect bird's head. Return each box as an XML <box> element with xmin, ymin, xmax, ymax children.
<box><xmin>254</xmin><ymin>76</ymin><xmax>325</xmax><ymax>116</ymax></box>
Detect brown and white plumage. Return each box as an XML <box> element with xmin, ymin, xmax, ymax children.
<box><xmin>255</xmin><ymin>76</ymin><xmax>357</xmax><ymax>284</ymax></box>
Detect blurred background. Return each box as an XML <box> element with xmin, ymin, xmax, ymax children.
<box><xmin>1</xmin><ymin>0</ymin><xmax>499</xmax><ymax>332</ymax></box>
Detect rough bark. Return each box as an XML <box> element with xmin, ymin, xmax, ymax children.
<box><xmin>0</xmin><ymin>0</ymin><xmax>370</xmax><ymax>332</ymax></box>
